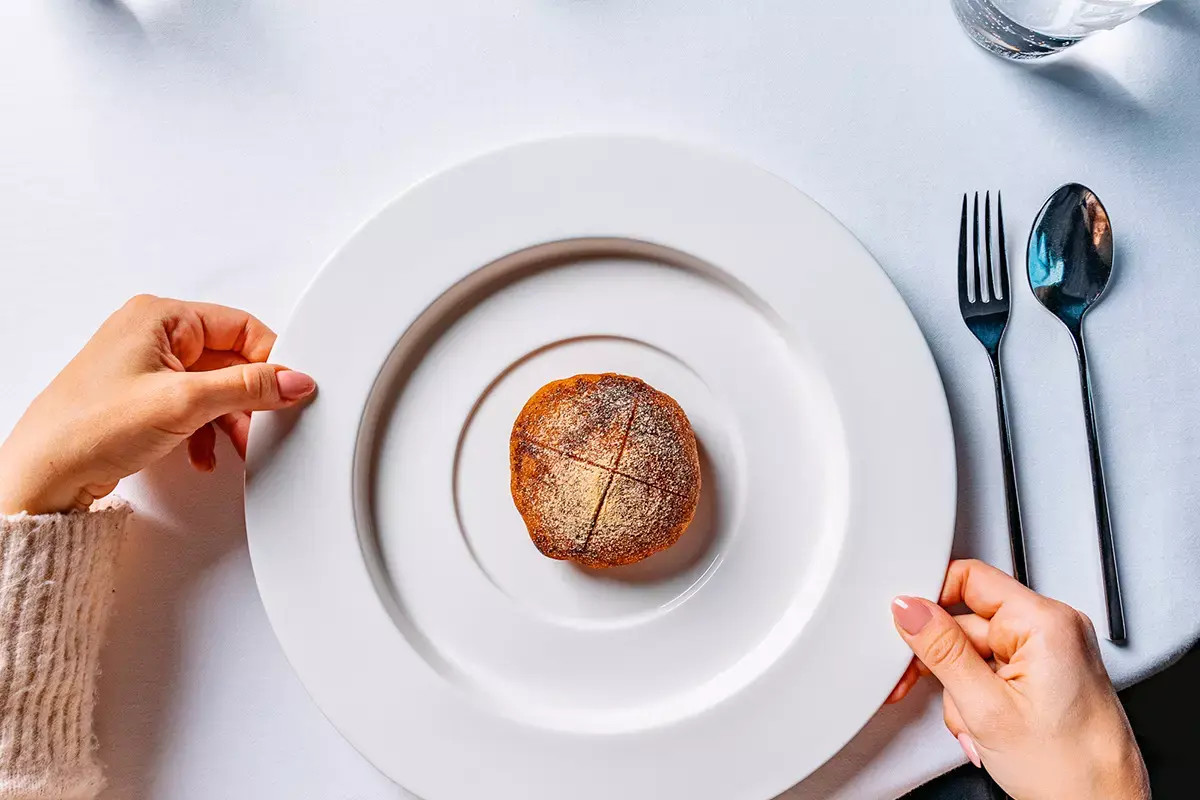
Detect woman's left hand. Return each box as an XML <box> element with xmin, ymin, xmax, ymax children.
<box><xmin>0</xmin><ymin>295</ymin><xmax>316</xmax><ymax>515</ymax></box>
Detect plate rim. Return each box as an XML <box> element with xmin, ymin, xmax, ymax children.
<box><xmin>246</xmin><ymin>136</ymin><xmax>956</xmax><ymax>800</ymax></box>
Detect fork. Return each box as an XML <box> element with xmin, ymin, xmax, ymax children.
<box><xmin>959</xmin><ymin>191</ymin><xmax>1029</xmax><ymax>587</ymax></box>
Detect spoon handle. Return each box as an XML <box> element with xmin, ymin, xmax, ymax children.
<box><xmin>988</xmin><ymin>353</ymin><xmax>1029</xmax><ymax>587</ymax></box>
<box><xmin>1070</xmin><ymin>326</ymin><xmax>1126</xmax><ymax>643</ymax></box>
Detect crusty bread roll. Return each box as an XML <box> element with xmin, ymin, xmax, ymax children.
<box><xmin>509</xmin><ymin>373</ymin><xmax>701</xmax><ymax>568</ymax></box>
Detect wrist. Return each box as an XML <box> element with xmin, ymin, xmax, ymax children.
<box><xmin>0</xmin><ymin>441</ymin><xmax>75</xmax><ymax>515</ymax></box>
<box><xmin>0</xmin><ymin>478</ymin><xmax>66</xmax><ymax>516</ymax></box>
<box><xmin>1088</xmin><ymin>726</ymin><xmax>1150</xmax><ymax>799</ymax></box>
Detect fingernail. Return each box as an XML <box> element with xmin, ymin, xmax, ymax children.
<box><xmin>957</xmin><ymin>732</ymin><xmax>982</xmax><ymax>768</ymax></box>
<box><xmin>892</xmin><ymin>596</ymin><xmax>932</xmax><ymax>635</ymax></box>
<box><xmin>277</xmin><ymin>370</ymin><xmax>316</xmax><ymax>400</ymax></box>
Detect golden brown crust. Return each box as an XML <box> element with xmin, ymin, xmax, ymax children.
<box><xmin>509</xmin><ymin>374</ymin><xmax>701</xmax><ymax>568</ymax></box>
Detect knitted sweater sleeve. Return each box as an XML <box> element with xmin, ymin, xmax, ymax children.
<box><xmin>0</xmin><ymin>504</ymin><xmax>129</xmax><ymax>800</ymax></box>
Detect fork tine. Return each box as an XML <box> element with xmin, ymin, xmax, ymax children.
<box><xmin>972</xmin><ymin>192</ymin><xmax>983</xmax><ymax>302</ymax></box>
<box><xmin>958</xmin><ymin>194</ymin><xmax>969</xmax><ymax>306</ymax></box>
<box><xmin>984</xmin><ymin>191</ymin><xmax>996</xmax><ymax>303</ymax></box>
<box><xmin>996</xmin><ymin>191</ymin><xmax>1009</xmax><ymax>300</ymax></box>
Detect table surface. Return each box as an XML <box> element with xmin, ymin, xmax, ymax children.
<box><xmin>3</xmin><ymin>1</ymin><xmax>1199</xmax><ymax>798</ymax></box>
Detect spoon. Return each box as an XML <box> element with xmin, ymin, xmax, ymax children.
<box><xmin>1027</xmin><ymin>183</ymin><xmax>1125</xmax><ymax>643</ymax></box>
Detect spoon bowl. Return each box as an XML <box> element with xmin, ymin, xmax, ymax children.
<box><xmin>1028</xmin><ymin>183</ymin><xmax>1114</xmax><ymax>330</ymax></box>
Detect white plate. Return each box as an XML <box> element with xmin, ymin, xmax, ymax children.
<box><xmin>246</xmin><ymin>138</ymin><xmax>955</xmax><ymax>800</ymax></box>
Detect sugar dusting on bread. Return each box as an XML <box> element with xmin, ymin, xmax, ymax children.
<box><xmin>510</xmin><ymin>440</ymin><xmax>609</xmax><ymax>556</ymax></box>
<box><xmin>510</xmin><ymin>374</ymin><xmax>637</xmax><ymax>469</ymax></box>
<box><xmin>585</xmin><ymin>474</ymin><xmax>693</xmax><ymax>567</ymax></box>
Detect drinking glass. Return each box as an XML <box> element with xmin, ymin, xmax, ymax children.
<box><xmin>952</xmin><ymin>0</ymin><xmax>1162</xmax><ymax>59</ymax></box>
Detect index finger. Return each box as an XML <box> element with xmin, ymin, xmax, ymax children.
<box><xmin>159</xmin><ymin>299</ymin><xmax>277</xmax><ymax>365</ymax></box>
<box><xmin>939</xmin><ymin>559</ymin><xmax>1040</xmax><ymax>619</ymax></box>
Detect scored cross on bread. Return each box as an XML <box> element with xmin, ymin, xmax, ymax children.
<box><xmin>509</xmin><ymin>374</ymin><xmax>701</xmax><ymax>568</ymax></box>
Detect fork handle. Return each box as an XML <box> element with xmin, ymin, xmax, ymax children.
<box><xmin>1070</xmin><ymin>325</ymin><xmax>1127</xmax><ymax>644</ymax></box>
<box><xmin>988</xmin><ymin>354</ymin><xmax>1029</xmax><ymax>587</ymax></box>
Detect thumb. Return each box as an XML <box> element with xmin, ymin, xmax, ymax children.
<box><xmin>183</xmin><ymin>363</ymin><xmax>316</xmax><ymax>421</ymax></box>
<box><xmin>892</xmin><ymin>596</ymin><xmax>1003</xmax><ymax>711</ymax></box>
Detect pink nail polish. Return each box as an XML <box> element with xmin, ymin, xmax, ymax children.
<box><xmin>277</xmin><ymin>370</ymin><xmax>316</xmax><ymax>400</ymax></box>
<box><xmin>957</xmin><ymin>732</ymin><xmax>982</xmax><ymax>768</ymax></box>
<box><xmin>892</xmin><ymin>596</ymin><xmax>932</xmax><ymax>635</ymax></box>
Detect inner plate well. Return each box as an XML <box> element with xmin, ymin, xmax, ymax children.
<box><xmin>355</xmin><ymin>239</ymin><xmax>849</xmax><ymax>732</ymax></box>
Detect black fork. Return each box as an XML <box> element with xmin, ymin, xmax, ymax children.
<box><xmin>959</xmin><ymin>191</ymin><xmax>1029</xmax><ymax>587</ymax></box>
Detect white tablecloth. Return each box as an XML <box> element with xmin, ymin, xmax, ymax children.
<box><xmin>3</xmin><ymin>1</ymin><xmax>1199</xmax><ymax>798</ymax></box>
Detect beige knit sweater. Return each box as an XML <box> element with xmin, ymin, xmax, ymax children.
<box><xmin>0</xmin><ymin>505</ymin><xmax>129</xmax><ymax>800</ymax></box>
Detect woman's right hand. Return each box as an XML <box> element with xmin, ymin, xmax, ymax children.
<box><xmin>888</xmin><ymin>559</ymin><xmax>1149</xmax><ymax>800</ymax></box>
<box><xmin>0</xmin><ymin>295</ymin><xmax>315</xmax><ymax>515</ymax></box>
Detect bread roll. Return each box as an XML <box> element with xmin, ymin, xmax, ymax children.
<box><xmin>509</xmin><ymin>374</ymin><xmax>701</xmax><ymax>568</ymax></box>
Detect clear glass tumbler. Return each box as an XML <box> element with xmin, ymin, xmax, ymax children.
<box><xmin>952</xmin><ymin>0</ymin><xmax>1162</xmax><ymax>59</ymax></box>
